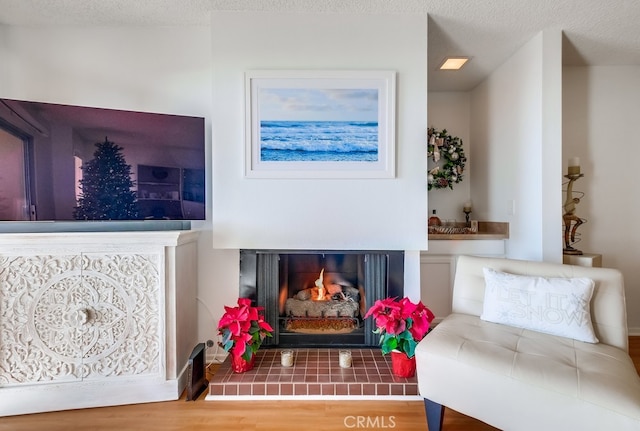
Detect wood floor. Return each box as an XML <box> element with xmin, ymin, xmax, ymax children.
<box><xmin>2</xmin><ymin>337</ymin><xmax>639</xmax><ymax>431</ymax></box>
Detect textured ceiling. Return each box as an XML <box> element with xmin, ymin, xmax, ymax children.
<box><xmin>1</xmin><ymin>0</ymin><xmax>639</xmax><ymax>91</ymax></box>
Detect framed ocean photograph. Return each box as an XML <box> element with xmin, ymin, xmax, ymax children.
<box><xmin>244</xmin><ymin>70</ymin><xmax>396</xmax><ymax>178</ymax></box>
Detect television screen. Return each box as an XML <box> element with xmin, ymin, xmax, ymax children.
<box><xmin>0</xmin><ymin>98</ymin><xmax>205</xmax><ymax>226</ymax></box>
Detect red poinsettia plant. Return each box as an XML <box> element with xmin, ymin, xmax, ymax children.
<box><xmin>364</xmin><ymin>297</ymin><xmax>435</xmax><ymax>359</ymax></box>
<box><xmin>218</xmin><ymin>298</ymin><xmax>273</xmax><ymax>361</ymax></box>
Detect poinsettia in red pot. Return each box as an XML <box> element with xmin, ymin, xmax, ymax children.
<box><xmin>218</xmin><ymin>298</ymin><xmax>273</xmax><ymax>373</ymax></box>
<box><xmin>364</xmin><ymin>297</ymin><xmax>435</xmax><ymax>377</ymax></box>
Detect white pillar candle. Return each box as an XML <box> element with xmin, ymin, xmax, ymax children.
<box><xmin>281</xmin><ymin>349</ymin><xmax>294</xmax><ymax>367</ymax></box>
<box><xmin>463</xmin><ymin>201</ymin><xmax>472</xmax><ymax>212</ymax></box>
<box><xmin>568</xmin><ymin>157</ymin><xmax>581</xmax><ymax>175</ymax></box>
<box><xmin>339</xmin><ymin>350</ymin><xmax>352</xmax><ymax>368</ymax></box>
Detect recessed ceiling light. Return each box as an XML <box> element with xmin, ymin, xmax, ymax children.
<box><xmin>439</xmin><ymin>57</ymin><xmax>470</xmax><ymax>70</ymax></box>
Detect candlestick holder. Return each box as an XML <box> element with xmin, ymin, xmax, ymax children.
<box><xmin>563</xmin><ymin>173</ymin><xmax>585</xmax><ymax>255</ymax></box>
<box><xmin>463</xmin><ymin>209</ymin><xmax>472</xmax><ymax>227</ymax></box>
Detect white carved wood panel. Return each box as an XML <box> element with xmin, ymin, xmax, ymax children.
<box><xmin>0</xmin><ymin>252</ymin><xmax>161</xmax><ymax>386</ymax></box>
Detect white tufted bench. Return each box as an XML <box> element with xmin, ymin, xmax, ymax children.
<box><xmin>415</xmin><ymin>255</ymin><xmax>640</xmax><ymax>431</ymax></box>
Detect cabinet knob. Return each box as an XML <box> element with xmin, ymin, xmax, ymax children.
<box><xmin>74</xmin><ymin>308</ymin><xmax>89</xmax><ymax>325</ymax></box>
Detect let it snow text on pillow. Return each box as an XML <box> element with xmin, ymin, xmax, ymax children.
<box><xmin>481</xmin><ymin>267</ymin><xmax>598</xmax><ymax>343</ymax></box>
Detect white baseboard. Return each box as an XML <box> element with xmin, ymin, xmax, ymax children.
<box><xmin>628</xmin><ymin>327</ymin><xmax>640</xmax><ymax>336</ymax></box>
<box><xmin>0</xmin><ymin>376</ymin><xmax>179</xmax><ymax>417</ymax></box>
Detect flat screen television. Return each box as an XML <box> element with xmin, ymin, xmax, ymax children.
<box><xmin>0</xmin><ymin>98</ymin><xmax>205</xmax><ymax>232</ymax></box>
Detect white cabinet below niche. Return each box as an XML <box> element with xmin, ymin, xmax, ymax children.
<box><xmin>0</xmin><ymin>230</ymin><xmax>198</xmax><ymax>416</ymax></box>
<box><xmin>420</xmin><ymin>239</ymin><xmax>507</xmax><ymax>321</ymax></box>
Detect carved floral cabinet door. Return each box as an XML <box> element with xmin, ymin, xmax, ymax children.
<box><xmin>0</xmin><ymin>251</ymin><xmax>163</xmax><ymax>386</ymax></box>
<box><xmin>79</xmin><ymin>252</ymin><xmax>162</xmax><ymax>380</ymax></box>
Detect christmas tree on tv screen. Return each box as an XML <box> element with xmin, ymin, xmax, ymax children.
<box><xmin>74</xmin><ymin>137</ymin><xmax>139</xmax><ymax>220</ymax></box>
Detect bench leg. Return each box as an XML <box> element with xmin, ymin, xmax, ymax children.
<box><xmin>423</xmin><ymin>398</ymin><xmax>444</xmax><ymax>431</ymax></box>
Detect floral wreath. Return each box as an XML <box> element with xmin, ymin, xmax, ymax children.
<box><xmin>427</xmin><ymin>127</ymin><xmax>466</xmax><ymax>190</ymax></box>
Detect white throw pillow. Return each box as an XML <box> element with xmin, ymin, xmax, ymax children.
<box><xmin>481</xmin><ymin>267</ymin><xmax>598</xmax><ymax>343</ymax></box>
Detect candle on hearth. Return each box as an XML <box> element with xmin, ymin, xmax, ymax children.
<box><xmin>568</xmin><ymin>157</ymin><xmax>581</xmax><ymax>175</ymax></box>
<box><xmin>463</xmin><ymin>201</ymin><xmax>472</xmax><ymax>212</ymax></box>
<box><xmin>281</xmin><ymin>349</ymin><xmax>294</xmax><ymax>367</ymax></box>
<box><xmin>339</xmin><ymin>350</ymin><xmax>352</xmax><ymax>368</ymax></box>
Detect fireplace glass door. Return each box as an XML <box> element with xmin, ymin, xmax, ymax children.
<box><xmin>239</xmin><ymin>250</ymin><xmax>404</xmax><ymax>348</ymax></box>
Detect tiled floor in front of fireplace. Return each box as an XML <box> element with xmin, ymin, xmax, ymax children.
<box><xmin>205</xmin><ymin>348</ymin><xmax>420</xmax><ymax>401</ymax></box>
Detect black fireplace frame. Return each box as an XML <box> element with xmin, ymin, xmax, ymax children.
<box><xmin>239</xmin><ymin>249</ymin><xmax>404</xmax><ymax>348</ymax></box>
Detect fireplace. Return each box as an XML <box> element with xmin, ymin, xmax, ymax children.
<box><xmin>239</xmin><ymin>250</ymin><xmax>404</xmax><ymax>348</ymax></box>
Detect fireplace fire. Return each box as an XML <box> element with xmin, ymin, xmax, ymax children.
<box><xmin>282</xmin><ymin>267</ymin><xmax>362</xmax><ymax>334</ymax></box>
<box><xmin>239</xmin><ymin>250</ymin><xmax>404</xmax><ymax>348</ymax></box>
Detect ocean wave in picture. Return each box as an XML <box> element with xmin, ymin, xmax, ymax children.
<box><xmin>260</xmin><ymin>120</ymin><xmax>379</xmax><ymax>162</ymax></box>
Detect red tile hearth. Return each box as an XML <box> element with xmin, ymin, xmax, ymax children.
<box><xmin>206</xmin><ymin>348</ymin><xmax>420</xmax><ymax>400</ymax></box>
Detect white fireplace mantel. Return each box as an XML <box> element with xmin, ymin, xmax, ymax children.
<box><xmin>0</xmin><ymin>230</ymin><xmax>199</xmax><ymax>416</ymax></box>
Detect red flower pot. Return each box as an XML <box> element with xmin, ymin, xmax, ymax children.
<box><xmin>231</xmin><ymin>354</ymin><xmax>256</xmax><ymax>373</ymax></box>
<box><xmin>391</xmin><ymin>350</ymin><xmax>416</xmax><ymax>378</ymax></box>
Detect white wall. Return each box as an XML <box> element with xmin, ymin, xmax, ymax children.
<box><xmin>470</xmin><ymin>30</ymin><xmax>563</xmax><ymax>262</ymax></box>
<box><xmin>206</xmin><ymin>11</ymin><xmax>429</xmax><ymax>340</ymax></box>
<box><xmin>1</xmin><ymin>27</ymin><xmax>212</xmax><ymax>116</ymax></box>
<box><xmin>211</xmin><ymin>11</ymin><xmax>428</xmax><ymax>252</ymax></box>
<box><xmin>428</xmin><ymin>36</ymin><xmax>640</xmax><ymax>333</ymax></box>
<box><xmin>563</xmin><ymin>66</ymin><xmax>640</xmax><ymax>331</ymax></box>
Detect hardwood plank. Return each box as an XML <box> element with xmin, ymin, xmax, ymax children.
<box><xmin>2</xmin><ymin>337</ymin><xmax>638</xmax><ymax>431</ymax></box>
<box><xmin>0</xmin><ymin>398</ymin><xmax>498</xmax><ymax>431</ymax></box>
<box><xmin>630</xmin><ymin>335</ymin><xmax>640</xmax><ymax>374</ymax></box>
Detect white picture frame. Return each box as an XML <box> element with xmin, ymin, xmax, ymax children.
<box><xmin>244</xmin><ymin>70</ymin><xmax>396</xmax><ymax>179</ymax></box>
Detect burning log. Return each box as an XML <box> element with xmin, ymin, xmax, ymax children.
<box><xmin>285</xmin><ymin>317</ymin><xmax>358</xmax><ymax>333</ymax></box>
<box><xmin>284</xmin><ymin>297</ymin><xmax>359</xmax><ymax>318</ymax></box>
